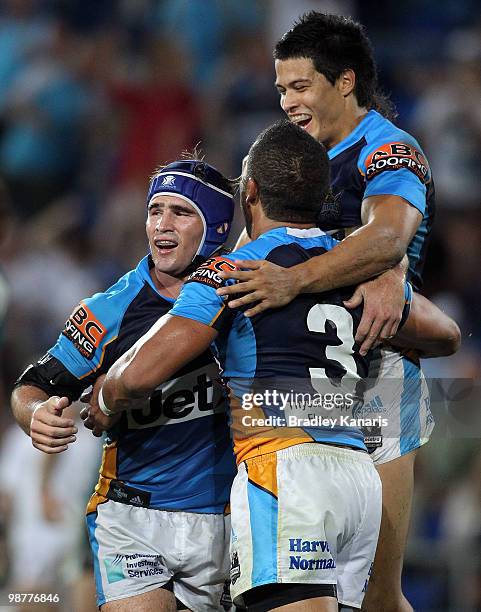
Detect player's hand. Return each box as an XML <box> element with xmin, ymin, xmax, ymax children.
<box><xmin>30</xmin><ymin>396</ymin><xmax>77</xmax><ymax>454</ymax></box>
<box><xmin>216</xmin><ymin>260</ymin><xmax>301</xmax><ymax>316</ymax></box>
<box><xmin>344</xmin><ymin>268</ymin><xmax>406</xmax><ymax>356</ymax></box>
<box><xmin>80</xmin><ymin>375</ymin><xmax>120</xmax><ymax>436</ymax></box>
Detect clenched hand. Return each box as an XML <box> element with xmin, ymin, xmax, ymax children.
<box><xmin>30</xmin><ymin>396</ymin><xmax>77</xmax><ymax>454</ymax></box>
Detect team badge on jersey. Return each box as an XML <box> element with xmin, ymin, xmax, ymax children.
<box><xmin>364</xmin><ymin>142</ymin><xmax>429</xmax><ymax>184</ymax></box>
<box><xmin>62</xmin><ymin>303</ymin><xmax>107</xmax><ymax>359</ymax></box>
<box><xmin>186</xmin><ymin>256</ymin><xmax>237</xmax><ymax>290</ymax></box>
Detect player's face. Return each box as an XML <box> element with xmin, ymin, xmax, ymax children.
<box><xmin>275</xmin><ymin>57</ymin><xmax>345</xmax><ymax>148</ymax></box>
<box><xmin>146</xmin><ymin>195</ymin><xmax>204</xmax><ymax>277</ymax></box>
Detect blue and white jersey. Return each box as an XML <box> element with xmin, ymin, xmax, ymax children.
<box><xmin>320</xmin><ymin>110</ymin><xmax>435</xmax><ymax>291</ymax></box>
<box><xmin>17</xmin><ymin>256</ymin><xmax>236</xmax><ymax>514</ymax></box>
<box><xmin>171</xmin><ymin>227</ymin><xmax>407</xmax><ymax>463</ymax></box>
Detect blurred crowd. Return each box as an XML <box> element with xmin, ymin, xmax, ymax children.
<box><xmin>0</xmin><ymin>1</ymin><xmax>480</xmax><ymax>610</ymax></box>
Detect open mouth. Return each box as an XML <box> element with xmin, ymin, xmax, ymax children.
<box><xmin>154</xmin><ymin>238</ymin><xmax>178</xmax><ymax>254</ymax></box>
<box><xmin>290</xmin><ymin>114</ymin><xmax>312</xmax><ymax>130</ymax></box>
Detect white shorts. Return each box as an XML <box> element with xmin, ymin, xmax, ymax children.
<box><xmin>229</xmin><ymin>443</ymin><xmax>382</xmax><ymax>609</ymax></box>
<box><xmin>86</xmin><ymin>500</ymin><xmax>231</xmax><ymax>610</ymax></box>
<box><xmin>362</xmin><ymin>347</ymin><xmax>433</xmax><ymax>465</ymax></box>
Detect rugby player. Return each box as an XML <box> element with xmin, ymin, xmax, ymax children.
<box><xmin>97</xmin><ymin>120</ymin><xmax>459</xmax><ymax>611</ymax></box>
<box><xmin>217</xmin><ymin>14</ymin><xmax>439</xmax><ymax>612</ymax></box>
<box><xmin>11</xmin><ymin>159</ymin><xmax>237</xmax><ymax>612</ymax></box>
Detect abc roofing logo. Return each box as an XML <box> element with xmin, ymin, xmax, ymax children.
<box><xmin>161</xmin><ymin>175</ymin><xmax>175</xmax><ymax>187</ymax></box>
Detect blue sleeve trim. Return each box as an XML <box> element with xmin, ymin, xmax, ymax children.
<box><xmin>364</xmin><ymin>170</ymin><xmax>426</xmax><ymax>214</ymax></box>
<box><xmin>49</xmin><ymin>268</ymin><xmax>144</xmax><ymax>378</ymax></box>
<box><xmin>171</xmin><ymin>282</ymin><xmax>225</xmax><ymax>327</ymax></box>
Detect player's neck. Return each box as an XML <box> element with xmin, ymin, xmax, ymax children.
<box><xmin>150</xmin><ymin>268</ymin><xmax>184</xmax><ymax>300</ymax></box>
<box><xmin>251</xmin><ymin>219</ymin><xmax>315</xmax><ymax>240</ymax></box>
<box><xmin>324</xmin><ymin>105</ymin><xmax>369</xmax><ymax>150</ymax></box>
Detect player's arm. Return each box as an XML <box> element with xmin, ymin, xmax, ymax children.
<box><xmin>219</xmin><ymin>195</ymin><xmax>421</xmax><ymax>305</ymax></box>
<box><xmin>100</xmin><ymin>314</ymin><xmax>218</xmax><ymax>415</ymax></box>
<box><xmin>391</xmin><ymin>293</ymin><xmax>461</xmax><ymax>358</ymax></box>
<box><xmin>12</xmin><ymin>296</ymin><xmax>125</xmax><ymax>450</ymax></box>
<box><xmin>79</xmin><ymin>374</ymin><xmax>118</xmax><ymax>437</ymax></box>
<box><xmin>11</xmin><ymin>304</ymin><xmax>108</xmax><ymax>452</ymax></box>
<box><xmin>304</xmin><ymin>195</ymin><xmax>421</xmax><ymax>289</ymax></box>
<box><xmin>11</xmin><ymin>384</ymin><xmax>77</xmax><ymax>453</ymax></box>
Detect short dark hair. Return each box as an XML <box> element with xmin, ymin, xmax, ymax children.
<box><xmin>274</xmin><ymin>12</ymin><xmax>396</xmax><ymax>121</ymax></box>
<box><xmin>245</xmin><ymin>119</ymin><xmax>329</xmax><ymax>223</ymax></box>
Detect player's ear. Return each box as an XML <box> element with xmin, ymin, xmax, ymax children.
<box><xmin>245</xmin><ymin>177</ymin><xmax>259</xmax><ymax>205</ymax></box>
<box><xmin>337</xmin><ymin>68</ymin><xmax>356</xmax><ymax>98</ymax></box>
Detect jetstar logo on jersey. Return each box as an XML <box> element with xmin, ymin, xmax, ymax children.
<box><xmin>365</xmin><ymin>142</ymin><xmax>429</xmax><ymax>183</ymax></box>
<box><xmin>62</xmin><ymin>303</ymin><xmax>107</xmax><ymax>360</ymax></box>
<box><xmin>127</xmin><ymin>365</ymin><xmax>226</xmax><ymax>429</ymax></box>
<box><xmin>186</xmin><ymin>256</ymin><xmax>237</xmax><ymax>290</ymax></box>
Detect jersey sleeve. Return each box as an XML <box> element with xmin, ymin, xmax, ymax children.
<box><xmin>15</xmin><ymin>297</ymin><xmax>121</xmax><ymax>400</ymax></box>
<box><xmin>14</xmin><ymin>353</ymin><xmax>94</xmax><ymax>402</ymax></box>
<box><xmin>170</xmin><ymin>256</ymin><xmax>237</xmax><ymax>332</ymax></box>
<box><xmin>359</xmin><ymin>141</ymin><xmax>430</xmax><ymax>214</ymax></box>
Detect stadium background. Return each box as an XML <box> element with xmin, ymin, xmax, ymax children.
<box><xmin>0</xmin><ymin>1</ymin><xmax>480</xmax><ymax>610</ymax></box>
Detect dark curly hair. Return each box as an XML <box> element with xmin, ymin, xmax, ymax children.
<box><xmin>245</xmin><ymin>119</ymin><xmax>330</xmax><ymax>223</ymax></box>
<box><xmin>274</xmin><ymin>12</ymin><xmax>397</xmax><ymax>121</ymax></box>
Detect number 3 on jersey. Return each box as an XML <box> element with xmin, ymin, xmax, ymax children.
<box><xmin>307</xmin><ymin>304</ymin><xmax>360</xmax><ymax>384</ymax></box>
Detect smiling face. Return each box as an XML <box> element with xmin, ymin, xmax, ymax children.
<box><xmin>275</xmin><ymin>57</ymin><xmax>349</xmax><ymax>149</ymax></box>
<box><xmin>146</xmin><ymin>194</ymin><xmax>204</xmax><ymax>278</ymax></box>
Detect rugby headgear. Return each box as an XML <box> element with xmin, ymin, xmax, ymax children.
<box><xmin>147</xmin><ymin>160</ymin><xmax>235</xmax><ymax>261</ymax></box>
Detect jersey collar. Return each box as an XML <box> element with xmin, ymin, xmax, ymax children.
<box><xmin>328</xmin><ymin>110</ymin><xmax>380</xmax><ymax>159</ymax></box>
<box><xmin>135</xmin><ymin>255</ymin><xmax>176</xmax><ymax>303</ymax></box>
